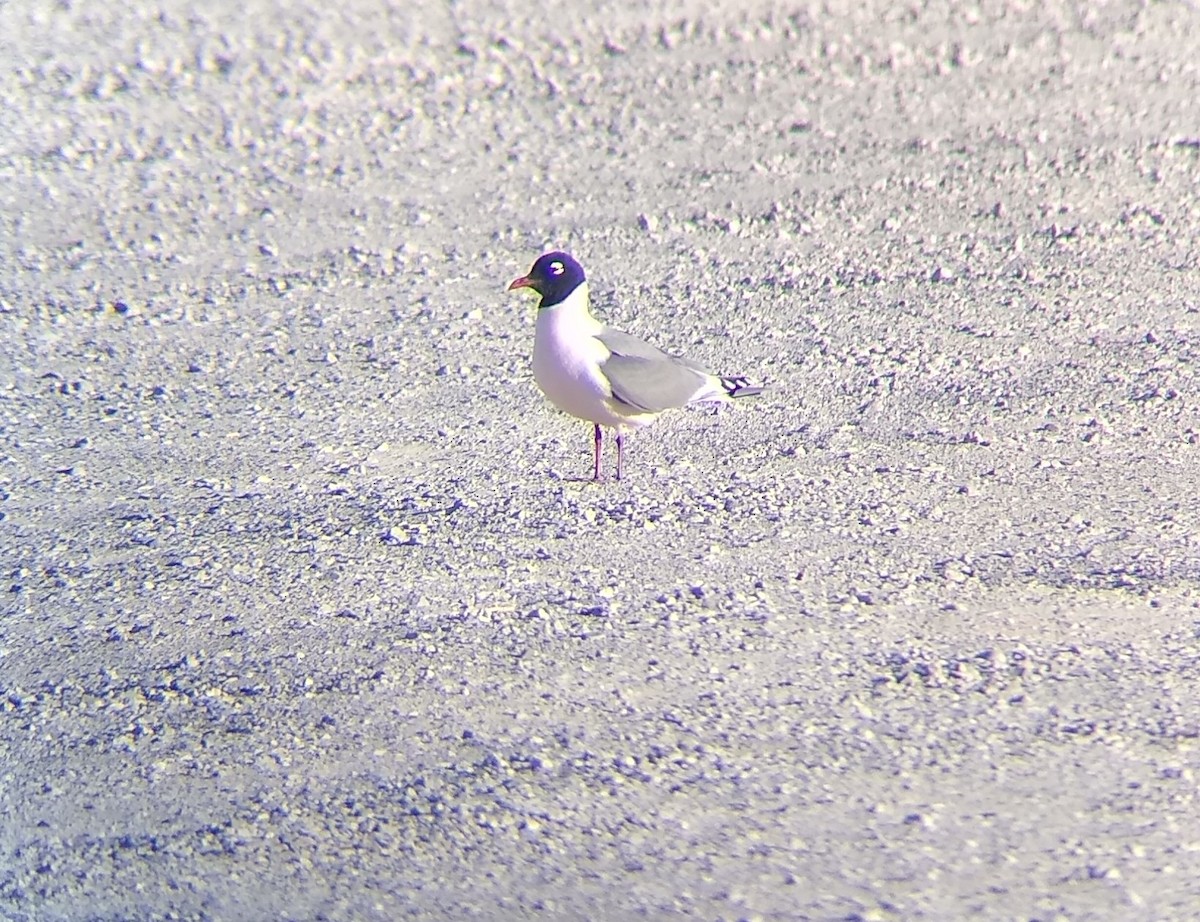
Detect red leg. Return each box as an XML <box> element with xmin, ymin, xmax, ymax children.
<box><xmin>615</xmin><ymin>430</ymin><xmax>625</xmax><ymax>481</ymax></box>
<box><xmin>593</xmin><ymin>424</ymin><xmax>603</xmax><ymax>481</ymax></box>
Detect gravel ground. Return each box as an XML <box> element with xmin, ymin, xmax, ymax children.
<box><xmin>3</xmin><ymin>1</ymin><xmax>1200</xmax><ymax>920</ymax></box>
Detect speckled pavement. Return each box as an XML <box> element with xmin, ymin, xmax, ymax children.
<box><xmin>2</xmin><ymin>1</ymin><xmax>1199</xmax><ymax>919</ymax></box>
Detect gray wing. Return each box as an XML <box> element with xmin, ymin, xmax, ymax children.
<box><xmin>596</xmin><ymin>327</ymin><xmax>712</xmax><ymax>413</ymax></box>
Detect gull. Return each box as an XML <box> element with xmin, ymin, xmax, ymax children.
<box><xmin>508</xmin><ymin>251</ymin><xmax>762</xmax><ymax>480</ymax></box>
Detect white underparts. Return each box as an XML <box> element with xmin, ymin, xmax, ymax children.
<box><xmin>532</xmin><ymin>284</ymin><xmax>659</xmax><ymax>429</ymax></box>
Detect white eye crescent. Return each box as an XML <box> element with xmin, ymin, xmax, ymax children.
<box><xmin>550</xmin><ymin>261</ymin><xmax>564</xmax><ymax>275</ymax></box>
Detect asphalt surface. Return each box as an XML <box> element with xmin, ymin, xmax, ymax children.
<box><xmin>2</xmin><ymin>1</ymin><xmax>1200</xmax><ymax>919</ymax></box>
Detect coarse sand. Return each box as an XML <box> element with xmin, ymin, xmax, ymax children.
<box><xmin>2</xmin><ymin>1</ymin><xmax>1199</xmax><ymax>919</ymax></box>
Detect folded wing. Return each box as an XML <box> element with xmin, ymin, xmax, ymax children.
<box><xmin>596</xmin><ymin>328</ymin><xmax>713</xmax><ymax>412</ymax></box>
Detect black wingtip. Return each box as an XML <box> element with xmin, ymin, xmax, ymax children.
<box><xmin>720</xmin><ymin>376</ymin><xmax>763</xmax><ymax>399</ymax></box>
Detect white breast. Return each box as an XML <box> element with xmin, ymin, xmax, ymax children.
<box><xmin>531</xmin><ymin>283</ymin><xmax>639</xmax><ymax>428</ymax></box>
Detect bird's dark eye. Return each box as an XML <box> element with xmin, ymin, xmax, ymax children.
<box><xmin>550</xmin><ymin>261</ymin><xmax>564</xmax><ymax>275</ymax></box>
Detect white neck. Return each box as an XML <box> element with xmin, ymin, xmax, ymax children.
<box><xmin>536</xmin><ymin>282</ymin><xmax>601</xmax><ymax>335</ymax></box>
